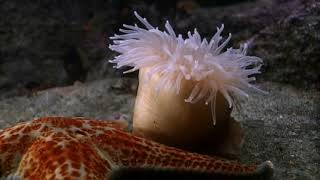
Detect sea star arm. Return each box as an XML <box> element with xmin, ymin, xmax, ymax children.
<box><xmin>92</xmin><ymin>127</ymin><xmax>273</xmax><ymax>178</ymax></box>
<box><xmin>0</xmin><ymin>117</ymin><xmax>273</xmax><ymax>180</ymax></box>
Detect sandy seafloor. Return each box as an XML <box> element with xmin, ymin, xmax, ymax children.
<box><xmin>0</xmin><ymin>78</ymin><xmax>319</xmax><ymax>180</ymax></box>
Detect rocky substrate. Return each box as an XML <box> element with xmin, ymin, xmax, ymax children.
<box><xmin>0</xmin><ymin>78</ymin><xmax>318</xmax><ymax>179</ymax></box>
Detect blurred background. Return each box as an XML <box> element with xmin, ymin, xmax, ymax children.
<box><xmin>0</xmin><ymin>0</ymin><xmax>319</xmax><ymax>99</ymax></box>
<box><xmin>0</xmin><ymin>0</ymin><xmax>319</xmax><ymax>179</ymax></box>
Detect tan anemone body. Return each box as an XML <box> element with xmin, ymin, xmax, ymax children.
<box><xmin>133</xmin><ymin>67</ymin><xmax>234</xmax><ymax>155</ymax></box>
<box><xmin>110</xmin><ymin>12</ymin><xmax>263</xmax><ymax>157</ymax></box>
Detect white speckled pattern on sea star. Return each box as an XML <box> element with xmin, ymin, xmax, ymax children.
<box><xmin>0</xmin><ymin>117</ymin><xmax>272</xmax><ymax>179</ymax></box>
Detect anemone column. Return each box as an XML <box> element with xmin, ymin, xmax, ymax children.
<box><xmin>109</xmin><ymin>12</ymin><xmax>263</xmax><ymax>156</ymax></box>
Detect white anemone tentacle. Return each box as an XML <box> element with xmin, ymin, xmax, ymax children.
<box><xmin>109</xmin><ymin>11</ymin><xmax>264</xmax><ymax>124</ymax></box>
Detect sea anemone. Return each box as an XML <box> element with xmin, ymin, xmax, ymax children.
<box><xmin>109</xmin><ymin>12</ymin><xmax>263</xmax><ymax>122</ymax></box>
<box><xmin>109</xmin><ymin>12</ymin><xmax>263</xmax><ymax>154</ymax></box>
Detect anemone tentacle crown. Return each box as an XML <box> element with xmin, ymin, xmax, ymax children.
<box><xmin>109</xmin><ymin>12</ymin><xmax>263</xmax><ymax>123</ymax></box>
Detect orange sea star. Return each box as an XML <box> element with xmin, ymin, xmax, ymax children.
<box><xmin>0</xmin><ymin>117</ymin><xmax>273</xmax><ymax>179</ymax></box>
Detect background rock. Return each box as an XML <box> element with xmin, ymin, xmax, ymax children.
<box><xmin>1</xmin><ymin>0</ymin><xmax>319</xmax><ymax>99</ymax></box>
<box><xmin>178</xmin><ymin>0</ymin><xmax>320</xmax><ymax>89</ymax></box>
<box><xmin>0</xmin><ymin>0</ymin><xmax>117</xmax><ymax>99</ymax></box>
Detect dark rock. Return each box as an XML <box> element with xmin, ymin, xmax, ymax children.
<box><xmin>0</xmin><ymin>0</ymin><xmax>117</xmax><ymax>98</ymax></box>
<box><xmin>177</xmin><ymin>0</ymin><xmax>320</xmax><ymax>89</ymax></box>
<box><xmin>252</xmin><ymin>1</ymin><xmax>320</xmax><ymax>89</ymax></box>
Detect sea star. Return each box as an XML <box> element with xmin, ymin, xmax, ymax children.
<box><xmin>0</xmin><ymin>117</ymin><xmax>273</xmax><ymax>179</ymax></box>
